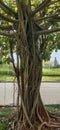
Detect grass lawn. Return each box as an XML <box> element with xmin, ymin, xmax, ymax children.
<box><xmin>43</xmin><ymin>68</ymin><xmax>60</xmax><ymax>75</ymax></box>
<box><xmin>0</xmin><ymin>64</ymin><xmax>15</xmax><ymax>81</ymax></box>
<box><xmin>0</xmin><ymin>75</ymin><xmax>15</xmax><ymax>81</ymax></box>
<box><xmin>0</xmin><ymin>64</ymin><xmax>14</xmax><ymax>73</ymax></box>
<box><xmin>42</xmin><ymin>68</ymin><xmax>60</xmax><ymax>81</ymax></box>
<box><xmin>45</xmin><ymin>105</ymin><xmax>60</xmax><ymax>113</ymax></box>
<box><xmin>0</xmin><ymin>64</ymin><xmax>60</xmax><ymax>81</ymax></box>
<box><xmin>0</xmin><ymin>107</ymin><xmax>15</xmax><ymax>130</ymax></box>
<box><xmin>42</xmin><ymin>76</ymin><xmax>60</xmax><ymax>81</ymax></box>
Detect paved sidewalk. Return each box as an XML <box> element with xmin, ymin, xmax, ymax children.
<box><xmin>40</xmin><ymin>82</ymin><xmax>60</xmax><ymax>104</ymax></box>
<box><xmin>0</xmin><ymin>82</ymin><xmax>60</xmax><ymax>105</ymax></box>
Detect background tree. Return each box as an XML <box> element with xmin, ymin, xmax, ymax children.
<box><xmin>54</xmin><ymin>57</ymin><xmax>59</xmax><ymax>68</ymax></box>
<box><xmin>0</xmin><ymin>0</ymin><xmax>60</xmax><ymax>130</ymax></box>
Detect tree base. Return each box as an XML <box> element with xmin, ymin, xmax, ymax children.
<box><xmin>8</xmin><ymin>108</ymin><xmax>60</xmax><ymax>130</ymax></box>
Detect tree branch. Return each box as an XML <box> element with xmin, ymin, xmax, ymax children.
<box><xmin>0</xmin><ymin>25</ymin><xmax>13</xmax><ymax>31</ymax></box>
<box><xmin>0</xmin><ymin>0</ymin><xmax>17</xmax><ymax>18</ymax></box>
<box><xmin>31</xmin><ymin>0</ymin><xmax>51</xmax><ymax>16</ymax></box>
<box><xmin>0</xmin><ymin>13</ymin><xmax>17</xmax><ymax>23</ymax></box>
<box><xmin>9</xmin><ymin>39</ymin><xmax>17</xmax><ymax>73</ymax></box>
<box><xmin>48</xmin><ymin>0</ymin><xmax>59</xmax><ymax>8</ymax></box>
<box><xmin>34</xmin><ymin>28</ymin><xmax>60</xmax><ymax>35</ymax></box>
<box><xmin>0</xmin><ymin>31</ymin><xmax>15</xmax><ymax>37</ymax></box>
<box><xmin>35</xmin><ymin>14</ymin><xmax>60</xmax><ymax>22</ymax></box>
<box><xmin>49</xmin><ymin>16</ymin><xmax>60</xmax><ymax>22</ymax></box>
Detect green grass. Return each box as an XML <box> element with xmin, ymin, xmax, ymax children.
<box><xmin>0</xmin><ymin>121</ymin><xmax>8</xmax><ymax>130</ymax></box>
<box><xmin>0</xmin><ymin>64</ymin><xmax>15</xmax><ymax>81</ymax></box>
<box><xmin>42</xmin><ymin>68</ymin><xmax>60</xmax><ymax>81</ymax></box>
<box><xmin>0</xmin><ymin>64</ymin><xmax>13</xmax><ymax>72</ymax></box>
<box><xmin>0</xmin><ymin>64</ymin><xmax>14</xmax><ymax>75</ymax></box>
<box><xmin>0</xmin><ymin>75</ymin><xmax>15</xmax><ymax>81</ymax></box>
<box><xmin>0</xmin><ymin>64</ymin><xmax>60</xmax><ymax>81</ymax></box>
<box><xmin>0</xmin><ymin>108</ymin><xmax>13</xmax><ymax>118</ymax></box>
<box><xmin>45</xmin><ymin>105</ymin><xmax>60</xmax><ymax>113</ymax></box>
<box><xmin>43</xmin><ymin>68</ymin><xmax>60</xmax><ymax>75</ymax></box>
<box><xmin>42</xmin><ymin>76</ymin><xmax>60</xmax><ymax>81</ymax></box>
<box><xmin>0</xmin><ymin>107</ymin><xmax>14</xmax><ymax>130</ymax></box>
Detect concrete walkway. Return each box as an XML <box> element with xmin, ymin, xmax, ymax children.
<box><xmin>0</xmin><ymin>82</ymin><xmax>60</xmax><ymax>105</ymax></box>
<box><xmin>40</xmin><ymin>82</ymin><xmax>60</xmax><ymax>104</ymax></box>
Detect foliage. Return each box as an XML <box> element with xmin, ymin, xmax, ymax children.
<box><xmin>0</xmin><ymin>0</ymin><xmax>60</xmax><ymax>62</ymax></box>
<box><xmin>0</xmin><ymin>37</ymin><xmax>10</xmax><ymax>63</ymax></box>
<box><xmin>44</xmin><ymin>32</ymin><xmax>60</xmax><ymax>60</ymax></box>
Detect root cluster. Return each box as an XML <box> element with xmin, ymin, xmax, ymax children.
<box><xmin>8</xmin><ymin>109</ymin><xmax>60</xmax><ymax>130</ymax></box>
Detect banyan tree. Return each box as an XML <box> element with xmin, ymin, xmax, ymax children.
<box><xmin>0</xmin><ymin>0</ymin><xmax>60</xmax><ymax>130</ymax></box>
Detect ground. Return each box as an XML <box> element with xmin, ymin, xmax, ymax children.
<box><xmin>0</xmin><ymin>105</ymin><xmax>60</xmax><ymax>130</ymax></box>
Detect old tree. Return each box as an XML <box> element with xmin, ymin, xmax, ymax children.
<box><xmin>0</xmin><ymin>0</ymin><xmax>60</xmax><ymax>129</ymax></box>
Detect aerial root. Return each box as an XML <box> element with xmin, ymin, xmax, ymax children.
<box><xmin>38</xmin><ymin>122</ymin><xmax>47</xmax><ymax>130</ymax></box>
<box><xmin>38</xmin><ymin>121</ymin><xmax>60</xmax><ymax>130</ymax></box>
<box><xmin>37</xmin><ymin>105</ymin><xmax>43</xmax><ymax>123</ymax></box>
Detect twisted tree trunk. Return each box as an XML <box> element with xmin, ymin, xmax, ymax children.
<box><xmin>8</xmin><ymin>1</ymin><xmax>50</xmax><ymax>129</ymax></box>
<box><xmin>9</xmin><ymin>1</ymin><xmax>60</xmax><ymax>130</ymax></box>
<box><xmin>11</xmin><ymin>24</ymin><xmax>50</xmax><ymax>130</ymax></box>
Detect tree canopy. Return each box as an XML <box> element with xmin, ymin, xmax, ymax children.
<box><xmin>0</xmin><ymin>0</ymin><xmax>60</xmax><ymax>61</ymax></box>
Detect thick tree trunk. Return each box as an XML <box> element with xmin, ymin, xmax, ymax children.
<box><xmin>9</xmin><ymin>1</ymin><xmax>60</xmax><ymax>129</ymax></box>
<box><xmin>13</xmin><ymin>53</ymin><xmax>50</xmax><ymax>130</ymax></box>
<box><xmin>13</xmin><ymin>35</ymin><xmax>50</xmax><ymax>129</ymax></box>
<box><xmin>12</xmin><ymin>1</ymin><xmax>50</xmax><ymax>128</ymax></box>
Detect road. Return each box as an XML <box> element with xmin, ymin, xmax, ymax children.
<box><xmin>0</xmin><ymin>82</ymin><xmax>60</xmax><ymax>105</ymax></box>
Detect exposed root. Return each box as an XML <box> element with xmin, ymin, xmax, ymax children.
<box><xmin>46</xmin><ymin>123</ymin><xmax>60</xmax><ymax>128</ymax></box>
<box><xmin>51</xmin><ymin>115</ymin><xmax>60</xmax><ymax>120</ymax></box>
<box><xmin>49</xmin><ymin>111</ymin><xmax>60</xmax><ymax>120</ymax></box>
<box><xmin>38</xmin><ymin>121</ymin><xmax>60</xmax><ymax>130</ymax></box>
<box><xmin>37</xmin><ymin>109</ymin><xmax>60</xmax><ymax>130</ymax></box>
<box><xmin>51</xmin><ymin>121</ymin><xmax>60</xmax><ymax>125</ymax></box>
<box><xmin>38</xmin><ymin>122</ymin><xmax>47</xmax><ymax>130</ymax></box>
<box><xmin>8</xmin><ymin>117</ymin><xmax>60</xmax><ymax>130</ymax></box>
